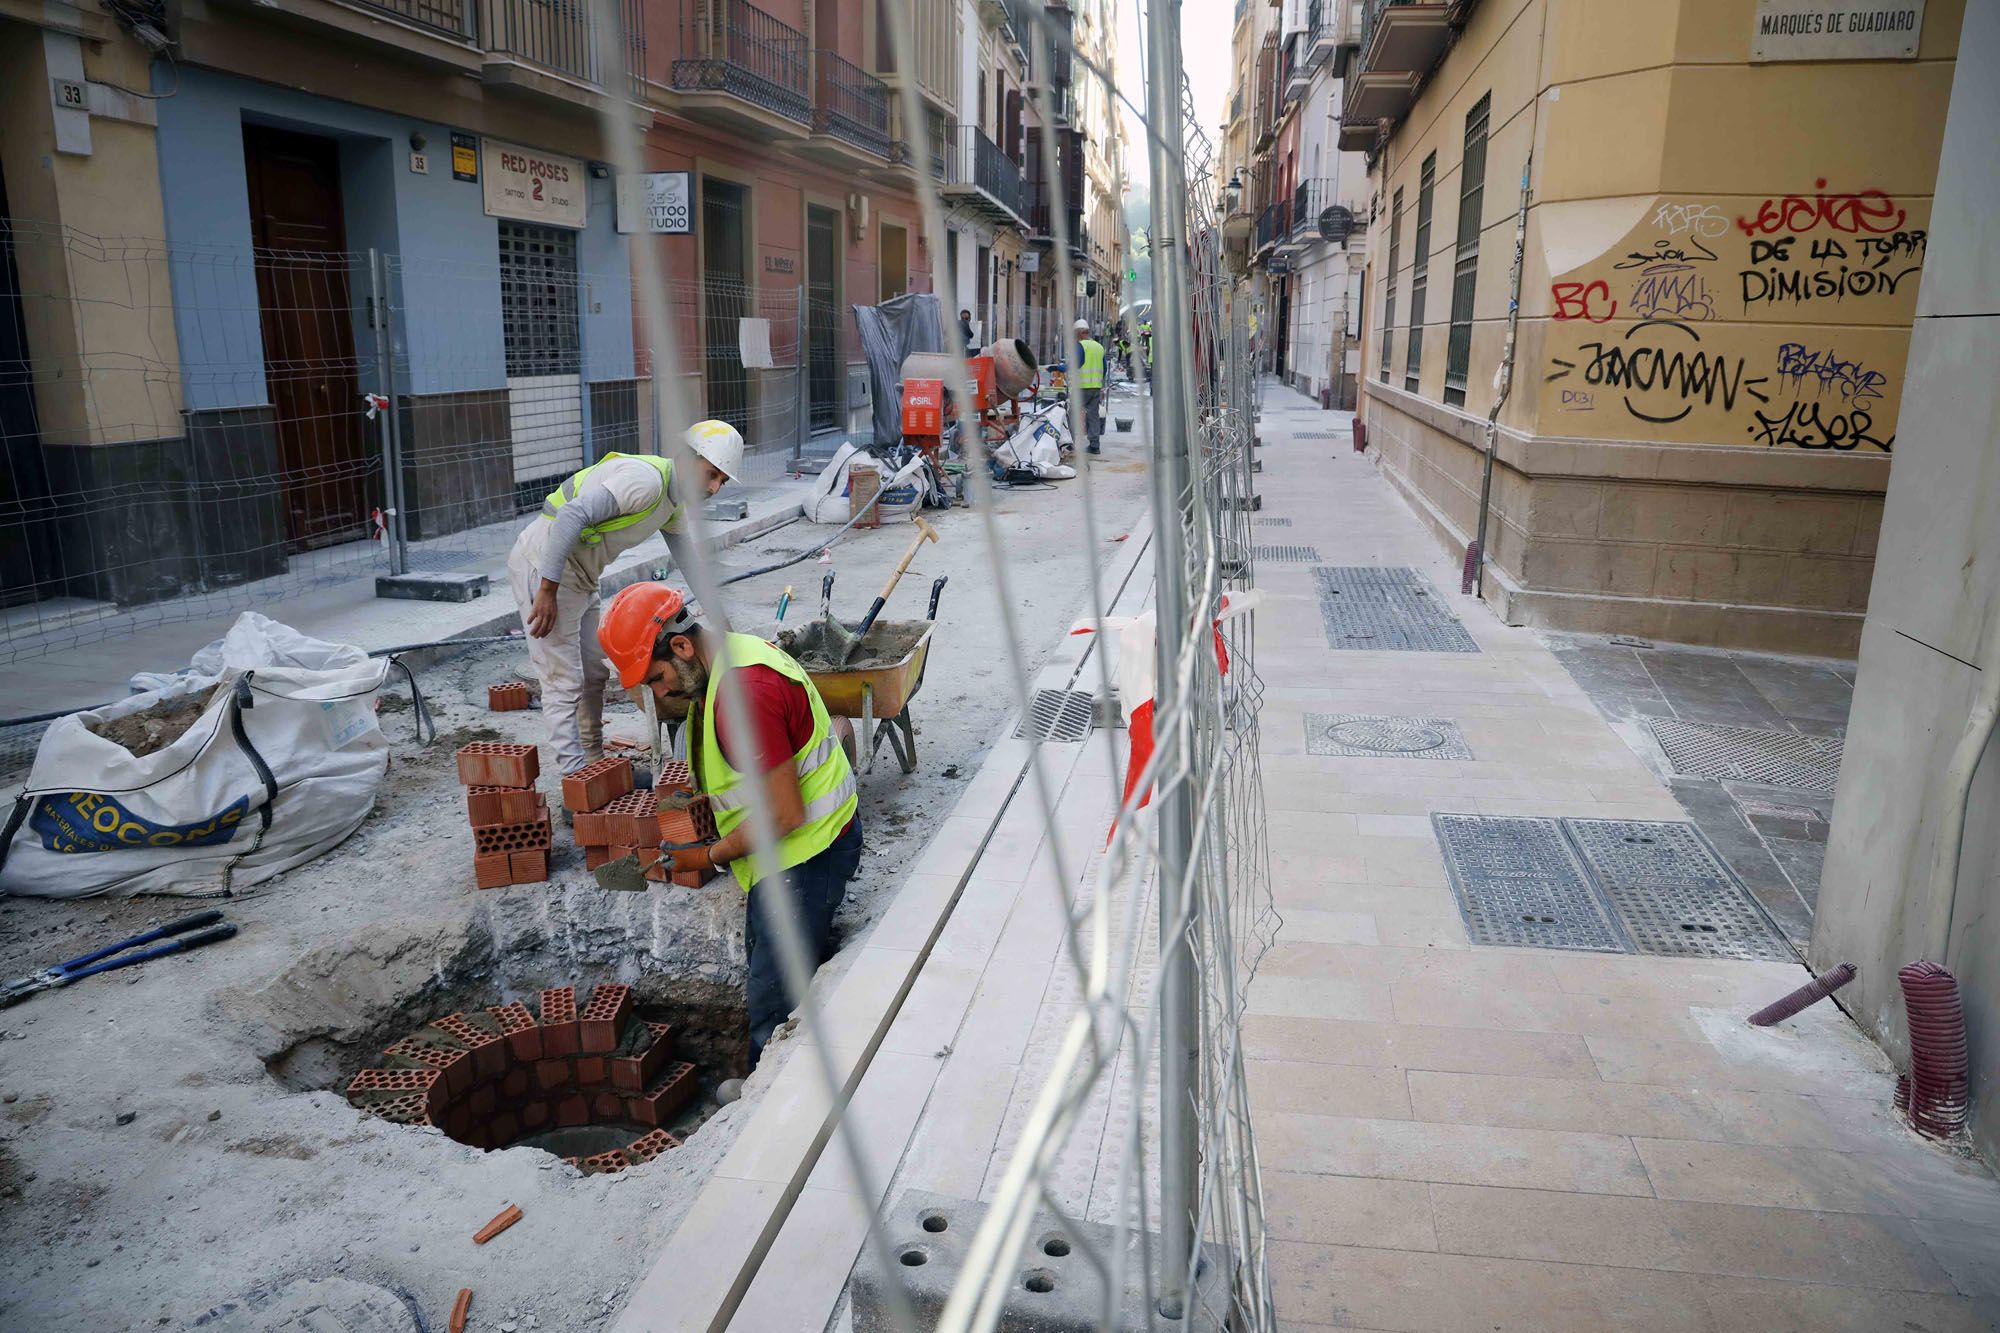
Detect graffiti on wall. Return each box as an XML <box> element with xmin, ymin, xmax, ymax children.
<box><xmin>1539</xmin><ymin>184</ymin><xmax>1924</xmax><ymax>451</ymax></box>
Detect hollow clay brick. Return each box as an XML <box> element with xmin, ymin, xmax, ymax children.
<box><xmin>657</xmin><ymin>760</ymin><xmax>693</xmax><ymax>796</ymax></box>
<box><xmin>508</xmin><ymin>849</ymin><xmax>548</xmax><ymax>884</ymax></box>
<box><xmin>467</xmin><ymin>786</ymin><xmax>544</xmax><ymax>827</ymax></box>
<box><xmin>561</xmin><ymin>756</ymin><xmax>635</xmax><ymax>813</ymax></box>
<box><xmin>472</xmin><ymin>814</ymin><xmax>552</xmax><ymax>857</ymax></box>
<box><xmin>629</xmin><ymin>1062</ymin><xmax>698</xmax><ymax>1127</ymax></box>
<box><xmin>574</xmin><ymin>1055</ymin><xmax>608</xmax><ymax>1088</ymax></box>
<box><xmin>489</xmin><ymin>1109</ymin><xmax>520</xmax><ymax>1147</ymax></box>
<box><xmin>467</xmin><ymin>1083</ymin><xmax>498</xmax><ymax>1117</ymax></box>
<box><xmin>383</xmin><ymin>1040</ymin><xmax>473</xmax><ymax>1100</ymax></box>
<box><xmin>611</xmin><ymin>1023</ymin><xmax>674</xmax><ymax>1093</ymax></box>
<box><xmin>573</xmin><ymin>810</ymin><xmax>612</xmax><ymax>845</ymax></box>
<box><xmin>444</xmin><ymin>1104</ymin><xmax>473</xmax><ymax>1141</ymax></box>
<box><xmin>487</xmin><ymin>682</ymin><xmax>531</xmax><ymax>712</ymax></box>
<box><xmin>487</xmin><ymin>1001</ymin><xmax>542</xmax><ymax>1062</ymax></box>
<box><xmin>501</xmin><ymin>1065</ymin><xmax>532</xmax><ymax>1103</ymax></box>
<box><xmin>347</xmin><ymin>1067</ymin><xmax>445</xmax><ymax>1116</ymax></box>
<box><xmin>473</xmin><ymin>853</ymin><xmax>512</xmax><ymax>891</ymax></box>
<box><xmin>579</xmin><ymin>1149</ymin><xmax>629</xmax><ymax>1176</ymax></box>
<box><xmin>456</xmin><ymin>741</ymin><xmax>539</xmax><ymax>789</ymax></box>
<box><xmin>555</xmin><ymin>1094</ymin><xmax>590</xmax><ymax>1128</ymax></box>
<box><xmin>537</xmin><ymin>987</ymin><xmax>580</xmax><ymax>1057</ymax></box>
<box><xmin>601</xmin><ymin>790</ymin><xmax>659</xmax><ymax>849</ymax></box>
<box><xmin>670</xmin><ymin>866</ymin><xmax>707</xmax><ymax>889</ymax></box>
<box><xmin>624</xmin><ymin>1128</ymin><xmax>682</xmax><ymax>1164</ymax></box>
<box><xmin>578</xmin><ymin>984</ymin><xmax>634</xmax><ymax>1054</ymax></box>
<box><xmin>431</xmin><ymin>1015</ymin><xmax>508</xmax><ymax>1083</ymax></box>
<box><xmin>582</xmin><ymin>843</ymin><xmax>616</xmax><ymax>869</ymax></box>
<box><xmin>521</xmin><ymin>1099</ymin><xmax>551</xmax><ymax>1132</ymax></box>
<box><xmin>534</xmin><ymin>1058</ymin><xmax>572</xmax><ymax>1093</ymax></box>
<box><xmin>593</xmin><ymin>1090</ymin><xmax>626</xmax><ymax>1121</ymax></box>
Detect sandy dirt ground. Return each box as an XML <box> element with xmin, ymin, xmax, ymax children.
<box><xmin>0</xmin><ymin>396</ymin><xmax>1150</xmax><ymax>1333</ymax></box>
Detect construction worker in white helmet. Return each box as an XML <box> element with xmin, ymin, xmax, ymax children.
<box><xmin>505</xmin><ymin>420</ymin><xmax>743</xmax><ymax>775</ymax></box>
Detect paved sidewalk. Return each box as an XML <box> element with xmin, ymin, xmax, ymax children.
<box><xmin>1248</xmin><ymin>381</ymin><xmax>2000</xmax><ymax>1331</ymax></box>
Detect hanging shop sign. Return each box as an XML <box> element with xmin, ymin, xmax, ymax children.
<box><xmin>1019</xmin><ymin>251</ymin><xmax>1041</xmax><ymax>272</ymax></box>
<box><xmin>482</xmin><ymin>140</ymin><xmax>587</xmax><ymax>228</ymax></box>
<box><xmin>615</xmin><ymin>171</ymin><xmax>695</xmax><ymax>235</ymax></box>
<box><xmin>1750</xmin><ymin>0</ymin><xmax>1924</xmax><ymax>61</ymax></box>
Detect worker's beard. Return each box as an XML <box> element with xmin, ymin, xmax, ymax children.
<box><xmin>668</xmin><ymin>656</ymin><xmax>707</xmax><ymax>701</ymax></box>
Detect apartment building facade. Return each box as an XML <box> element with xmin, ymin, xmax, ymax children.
<box><xmin>1352</xmin><ymin>0</ymin><xmax>1961</xmax><ymax>655</ymax></box>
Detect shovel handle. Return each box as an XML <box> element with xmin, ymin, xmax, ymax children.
<box><xmin>874</xmin><ymin>517</ymin><xmax>939</xmax><ymax>601</ymax></box>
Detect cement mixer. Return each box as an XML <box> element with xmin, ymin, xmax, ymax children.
<box><xmin>898</xmin><ymin>338</ymin><xmax>1039</xmax><ymax>459</ymax></box>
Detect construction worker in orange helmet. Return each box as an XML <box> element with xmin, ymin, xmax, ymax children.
<box><xmin>601</xmin><ymin>582</ymin><xmax>862</xmax><ymax>1069</ymax></box>
<box><xmin>504</xmin><ymin>421</ymin><xmax>743</xmax><ymax>776</ymax></box>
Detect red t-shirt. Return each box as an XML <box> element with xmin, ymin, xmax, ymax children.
<box><xmin>707</xmin><ymin>665</ymin><xmax>857</xmax><ymax>837</ymax></box>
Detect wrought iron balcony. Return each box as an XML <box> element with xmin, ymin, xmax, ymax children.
<box><xmin>943</xmin><ymin>124</ymin><xmax>1026</xmax><ymax>225</ymax></box>
<box><xmin>1290</xmin><ymin>178</ymin><xmax>1346</xmax><ymax>238</ymax></box>
<box><xmin>358</xmin><ymin>0</ymin><xmax>473</xmax><ymax>39</ymax></box>
<box><xmin>812</xmin><ymin>50</ymin><xmax>891</xmax><ymax>157</ymax></box>
<box><xmin>1253</xmin><ymin>201</ymin><xmax>1287</xmax><ymax>254</ymax></box>
<box><xmin>481</xmin><ymin>0</ymin><xmax>645</xmax><ymax>93</ymax></box>
<box><xmin>672</xmin><ymin>0</ymin><xmax>810</xmax><ymax>125</ymax></box>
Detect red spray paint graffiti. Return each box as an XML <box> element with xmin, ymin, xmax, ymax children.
<box><xmin>1736</xmin><ymin>180</ymin><xmax>1907</xmax><ymax>237</ymax></box>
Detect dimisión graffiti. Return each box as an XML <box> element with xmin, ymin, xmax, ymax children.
<box><xmin>1540</xmin><ymin>184</ymin><xmax>1925</xmax><ymax>452</ymax></box>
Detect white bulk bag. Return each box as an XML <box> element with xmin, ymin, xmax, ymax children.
<box><xmin>1</xmin><ymin>613</ymin><xmax>391</xmax><ymax>899</ymax></box>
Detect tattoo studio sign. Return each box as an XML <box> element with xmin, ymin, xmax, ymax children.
<box><xmin>482</xmin><ymin>140</ymin><xmax>587</xmax><ymax>228</ymax></box>
<box><xmin>1751</xmin><ymin>1</ymin><xmax>1924</xmax><ymax>61</ymax></box>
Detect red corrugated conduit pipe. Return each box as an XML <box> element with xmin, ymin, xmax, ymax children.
<box><xmin>1747</xmin><ymin>962</ymin><xmax>1857</xmax><ymax>1027</ymax></box>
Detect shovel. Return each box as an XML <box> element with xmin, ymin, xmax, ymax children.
<box><xmin>827</xmin><ymin>517</ymin><xmax>940</xmax><ymax>666</ymax></box>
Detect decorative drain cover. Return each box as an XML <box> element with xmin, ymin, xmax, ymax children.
<box><xmin>1255</xmin><ymin>545</ymin><xmax>1322</xmax><ymax>563</ymax></box>
<box><xmin>1646</xmin><ymin>718</ymin><xmax>1842</xmax><ymax>794</ymax></box>
<box><xmin>1308</xmin><ymin>714</ymin><xmax>1474</xmax><ymax>760</ymax></box>
<box><xmin>1433</xmin><ymin>815</ymin><xmax>1631</xmax><ymax>953</ymax></box>
<box><xmin>1562</xmin><ymin>818</ymin><xmax>1790</xmax><ymax>961</ymax></box>
<box><xmin>1016</xmin><ymin>689</ymin><xmax>1097</xmax><ymax>743</ymax></box>
<box><xmin>1312</xmin><ymin>566</ymin><xmax>1480</xmax><ymax>653</ymax></box>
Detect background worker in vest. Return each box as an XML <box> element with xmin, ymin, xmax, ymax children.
<box><xmin>600</xmin><ymin>583</ymin><xmax>863</xmax><ymax>1069</ymax></box>
<box><xmin>506</xmin><ymin>421</ymin><xmax>743</xmax><ymax>776</ymax></box>
<box><xmin>1072</xmin><ymin>318</ymin><xmax>1107</xmax><ymax>454</ymax></box>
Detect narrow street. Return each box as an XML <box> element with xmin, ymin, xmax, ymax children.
<box><xmin>1245</xmin><ymin>380</ymin><xmax>2000</xmax><ymax>1330</ymax></box>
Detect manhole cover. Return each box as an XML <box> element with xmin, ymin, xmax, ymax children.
<box><xmin>1312</xmin><ymin>567</ymin><xmax>1479</xmax><ymax>653</ymax></box>
<box><xmin>1562</xmin><ymin>818</ymin><xmax>1791</xmax><ymax>961</ymax></box>
<box><xmin>1256</xmin><ymin>516</ymin><xmax>1292</xmax><ymax>526</ymax></box>
<box><xmin>1016</xmin><ymin>689</ymin><xmax>1096</xmax><ymax>742</ymax></box>
<box><xmin>1307</xmin><ymin>714</ymin><xmax>1474</xmax><ymax>759</ymax></box>
<box><xmin>1255</xmin><ymin>545</ymin><xmax>1322</xmax><ymax>563</ymax></box>
<box><xmin>1433</xmin><ymin>815</ymin><xmax>1631</xmax><ymax>952</ymax></box>
<box><xmin>1646</xmin><ymin>718</ymin><xmax>1842</xmax><ymax>794</ymax></box>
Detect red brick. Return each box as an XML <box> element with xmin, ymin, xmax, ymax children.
<box><xmin>383</xmin><ymin>1039</ymin><xmax>473</xmax><ymax>1100</ymax></box>
<box><xmin>573</xmin><ymin>810</ymin><xmax>612</xmax><ymax>846</ymax></box>
<box><xmin>508</xmin><ymin>849</ymin><xmax>548</xmax><ymax>884</ymax></box>
<box><xmin>669</xmin><ymin>866</ymin><xmax>708</xmax><ymax>888</ymax></box>
<box><xmin>658</xmin><ymin>807</ymin><xmax>702</xmax><ymax>846</ymax></box>
<box><xmin>610</xmin><ymin>1024</ymin><xmax>674</xmax><ymax>1093</ymax></box>
<box><xmin>520</xmin><ymin>1099</ymin><xmax>551</xmax><ymax>1132</ymax></box>
<box><xmin>346</xmin><ymin>1067</ymin><xmax>445</xmax><ymax>1117</ymax></box>
<box><xmin>629</xmin><ymin>1062</ymin><xmax>698</xmax><ymax>1127</ymax></box>
<box><xmin>657</xmin><ymin>760</ymin><xmax>694</xmax><ymax>796</ymax></box>
<box><xmin>601</xmin><ymin>791</ymin><xmax>659</xmax><ymax>849</ymax></box>
<box><xmin>488</xmin><ymin>682</ymin><xmax>531</xmax><ymax>712</ymax></box>
<box><xmin>368</xmin><ymin>1091</ymin><xmax>434</xmax><ymax>1126</ymax></box>
<box><xmin>456</xmin><ymin>741</ymin><xmax>539</xmax><ymax>788</ymax></box>
<box><xmin>593</xmin><ymin>1090</ymin><xmax>625</xmax><ymax>1122</ymax></box>
<box><xmin>487</xmin><ymin>1001</ymin><xmax>542</xmax><ymax>1062</ymax></box>
<box><xmin>561</xmin><ymin>756</ymin><xmax>635</xmax><ymax>813</ymax></box>
<box><xmin>582</xmin><ymin>842</ymin><xmax>616</xmax><ymax>869</ymax></box>
<box><xmin>489</xmin><ymin>1109</ymin><xmax>520</xmax><ymax>1147</ymax></box>
<box><xmin>501</xmin><ymin>1065</ymin><xmax>532</xmax><ymax>1102</ymax></box>
<box><xmin>578</xmin><ymin>984</ymin><xmax>634</xmax><ymax>1054</ymax></box>
<box><xmin>444</xmin><ymin>1103</ymin><xmax>474</xmax><ymax>1141</ymax></box>
<box><xmin>473</xmin><ymin>853</ymin><xmax>512</xmax><ymax>890</ymax></box>
<box><xmin>472</xmin><ymin>814</ymin><xmax>552</xmax><ymax>857</ymax></box>
<box><xmin>624</xmin><ymin>1128</ymin><xmax>682</xmax><ymax>1164</ymax></box>
<box><xmin>467</xmin><ymin>1083</ymin><xmax>498</xmax><ymax>1117</ymax></box>
<box><xmin>580</xmin><ymin>1149</ymin><xmax>629</xmax><ymax>1176</ymax></box>
<box><xmin>574</xmin><ymin>1055</ymin><xmax>608</xmax><ymax>1088</ymax></box>
<box><xmin>467</xmin><ymin>786</ymin><xmax>544</xmax><ymax>827</ymax></box>
<box><xmin>556</xmin><ymin>1094</ymin><xmax>590</xmax><ymax>1128</ymax></box>
<box><xmin>534</xmin><ymin>1058</ymin><xmax>572</xmax><ymax>1093</ymax></box>
<box><xmin>429</xmin><ymin>1014</ymin><xmax>507</xmax><ymax>1083</ymax></box>
<box><xmin>537</xmin><ymin>987</ymin><xmax>580</xmax><ymax>1057</ymax></box>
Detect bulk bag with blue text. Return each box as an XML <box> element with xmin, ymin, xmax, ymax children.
<box><xmin>0</xmin><ymin>613</ymin><xmax>391</xmax><ymax>898</ymax></box>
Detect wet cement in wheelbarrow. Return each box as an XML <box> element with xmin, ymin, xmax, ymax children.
<box><xmin>776</xmin><ymin>621</ymin><xmax>929</xmax><ymax>672</ymax></box>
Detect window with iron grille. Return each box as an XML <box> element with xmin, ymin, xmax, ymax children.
<box><xmin>1444</xmin><ymin>94</ymin><xmax>1488</xmax><ymax>406</ymax></box>
<box><xmin>499</xmin><ymin>223</ymin><xmax>581</xmax><ymax>378</ymax></box>
<box><xmin>1379</xmin><ymin>187</ymin><xmax>1401</xmax><ymax>381</ymax></box>
<box><xmin>1406</xmin><ymin>152</ymin><xmax>1434</xmax><ymax>395</ymax></box>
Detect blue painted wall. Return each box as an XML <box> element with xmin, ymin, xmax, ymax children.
<box><xmin>153</xmin><ymin>67</ymin><xmax>634</xmax><ymax>410</ymax></box>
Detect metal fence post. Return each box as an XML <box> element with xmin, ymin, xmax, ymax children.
<box><xmin>796</xmin><ymin>280</ymin><xmax>810</xmax><ymax>467</ymax></box>
<box><xmin>368</xmin><ymin>250</ymin><xmax>408</xmax><ymax>576</ymax></box>
<box><xmin>1144</xmin><ymin>0</ymin><xmax>1202</xmax><ymax>1317</ymax></box>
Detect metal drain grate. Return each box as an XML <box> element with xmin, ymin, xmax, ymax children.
<box><xmin>1562</xmin><ymin>818</ymin><xmax>1790</xmax><ymax>961</ymax></box>
<box><xmin>1256</xmin><ymin>516</ymin><xmax>1292</xmax><ymax>526</ymax></box>
<box><xmin>1646</xmin><ymin>718</ymin><xmax>1842</xmax><ymax>794</ymax></box>
<box><xmin>1255</xmin><ymin>545</ymin><xmax>1322</xmax><ymax>563</ymax></box>
<box><xmin>1015</xmin><ymin>689</ymin><xmax>1097</xmax><ymax>743</ymax></box>
<box><xmin>1433</xmin><ymin>815</ymin><xmax>1632</xmax><ymax>952</ymax></box>
<box><xmin>1307</xmin><ymin>714</ymin><xmax>1474</xmax><ymax>760</ymax></box>
<box><xmin>1312</xmin><ymin>567</ymin><xmax>1479</xmax><ymax>653</ymax></box>
<box><xmin>1288</xmin><ymin>431</ymin><xmax>1339</xmax><ymax>440</ymax></box>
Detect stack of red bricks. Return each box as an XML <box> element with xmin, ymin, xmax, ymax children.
<box><xmin>571</xmin><ymin>759</ymin><xmax>717</xmax><ymax>888</ymax></box>
<box><xmin>345</xmin><ymin>983</ymin><xmax>699</xmax><ymax>1175</ymax></box>
<box><xmin>458</xmin><ymin>742</ymin><xmax>549</xmax><ymax>888</ymax></box>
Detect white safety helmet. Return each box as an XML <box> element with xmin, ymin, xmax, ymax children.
<box><xmin>684</xmin><ymin>419</ymin><xmax>743</xmax><ymax>483</ymax></box>
<box><xmin>1073</xmin><ymin>318</ymin><xmax>1090</xmax><ymax>334</ymax></box>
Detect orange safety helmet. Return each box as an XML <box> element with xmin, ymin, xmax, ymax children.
<box><xmin>600</xmin><ymin>582</ymin><xmax>699</xmax><ymax>689</ymax></box>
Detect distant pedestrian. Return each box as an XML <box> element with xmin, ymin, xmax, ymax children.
<box><xmin>1072</xmin><ymin>318</ymin><xmax>1106</xmax><ymax>454</ymax></box>
<box><xmin>958</xmin><ymin>309</ymin><xmax>976</xmax><ymax>354</ymax></box>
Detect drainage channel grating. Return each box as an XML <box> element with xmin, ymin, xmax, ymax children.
<box><xmin>1646</xmin><ymin>718</ymin><xmax>1843</xmax><ymax>794</ymax></box>
<box><xmin>1256</xmin><ymin>516</ymin><xmax>1292</xmax><ymax>526</ymax></box>
<box><xmin>1312</xmin><ymin>566</ymin><xmax>1480</xmax><ymax>653</ymax></box>
<box><xmin>1288</xmin><ymin>431</ymin><xmax>1340</xmax><ymax>440</ymax></box>
<box><xmin>1015</xmin><ymin>689</ymin><xmax>1097</xmax><ymax>743</ymax></box>
<box><xmin>1434</xmin><ymin>815</ymin><xmax>1632</xmax><ymax>952</ymax></box>
<box><xmin>1307</xmin><ymin>714</ymin><xmax>1474</xmax><ymax>760</ymax></box>
<box><xmin>1563</xmin><ymin>817</ymin><xmax>1791</xmax><ymax>961</ymax></box>
<box><xmin>1255</xmin><ymin>545</ymin><xmax>1322</xmax><ymax>563</ymax></box>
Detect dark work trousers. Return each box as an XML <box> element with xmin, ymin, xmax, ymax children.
<box><xmin>744</xmin><ymin>817</ymin><xmax>864</xmax><ymax>1067</ymax></box>
<box><xmin>1082</xmin><ymin>387</ymin><xmax>1104</xmax><ymax>450</ymax></box>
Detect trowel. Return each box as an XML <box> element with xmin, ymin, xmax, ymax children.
<box><xmin>592</xmin><ymin>791</ymin><xmax>715</xmax><ymax>893</ymax></box>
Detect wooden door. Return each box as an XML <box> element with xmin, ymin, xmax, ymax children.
<box><xmin>0</xmin><ymin>169</ymin><xmax>62</xmax><ymax>605</ymax></box>
<box><xmin>243</xmin><ymin>124</ymin><xmax>371</xmax><ymax>550</ymax></box>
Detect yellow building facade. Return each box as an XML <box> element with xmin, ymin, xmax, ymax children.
<box><xmin>1358</xmin><ymin>0</ymin><xmax>1961</xmax><ymax>654</ymax></box>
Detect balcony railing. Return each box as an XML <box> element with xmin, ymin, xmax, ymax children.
<box><xmin>1359</xmin><ymin>0</ymin><xmax>1454</xmax><ymax>74</ymax></box>
<box><xmin>1254</xmin><ymin>201</ymin><xmax>1286</xmax><ymax>252</ymax></box>
<box><xmin>1291</xmin><ymin>178</ymin><xmax>1340</xmax><ymax>236</ymax></box>
<box><xmin>1229</xmin><ymin>90</ymin><xmax>1243</xmax><ymax>123</ymax></box>
<box><xmin>672</xmin><ymin>0</ymin><xmax>810</xmax><ymax>124</ymax></box>
<box><xmin>813</xmin><ymin>50</ymin><xmax>891</xmax><ymax>156</ymax></box>
<box><xmin>359</xmin><ymin>0</ymin><xmax>473</xmax><ymax>39</ymax></box>
<box><xmin>955</xmin><ymin>124</ymin><xmax>1026</xmax><ymax>220</ymax></box>
<box><xmin>481</xmin><ymin>0</ymin><xmax>644</xmax><ymax>91</ymax></box>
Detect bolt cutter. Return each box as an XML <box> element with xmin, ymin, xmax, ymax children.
<box><xmin>2</xmin><ymin>910</ymin><xmax>238</xmax><ymax>1007</ymax></box>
